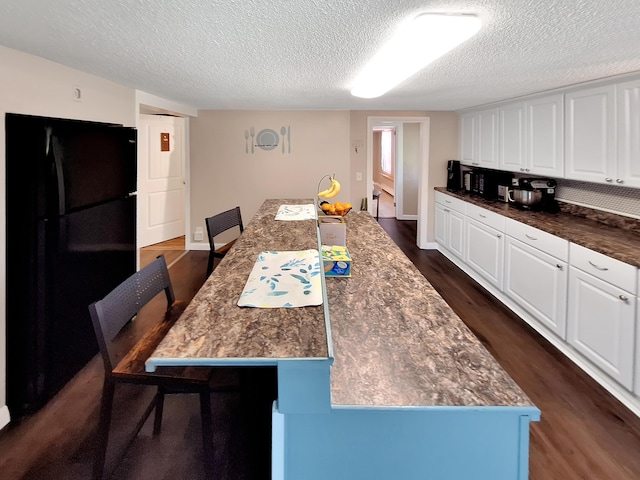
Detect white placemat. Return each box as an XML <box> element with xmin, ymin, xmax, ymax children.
<box><xmin>274</xmin><ymin>204</ymin><xmax>317</xmax><ymax>221</ymax></box>
<box><xmin>238</xmin><ymin>249</ymin><xmax>323</xmax><ymax>308</ymax></box>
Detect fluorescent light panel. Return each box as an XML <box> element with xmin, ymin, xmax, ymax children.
<box><xmin>351</xmin><ymin>13</ymin><xmax>481</xmax><ymax>98</ymax></box>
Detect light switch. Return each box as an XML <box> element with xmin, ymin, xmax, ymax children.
<box><xmin>356</xmin><ymin>172</ymin><xmax>362</xmax><ymax>181</ymax></box>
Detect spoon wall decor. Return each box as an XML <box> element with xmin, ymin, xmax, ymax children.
<box><xmin>281</xmin><ymin>126</ymin><xmax>286</xmax><ymax>153</ymax></box>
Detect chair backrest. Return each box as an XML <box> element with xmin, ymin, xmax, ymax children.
<box><xmin>88</xmin><ymin>255</ymin><xmax>175</xmax><ymax>373</ymax></box>
<box><xmin>205</xmin><ymin>206</ymin><xmax>244</xmax><ymax>249</ymax></box>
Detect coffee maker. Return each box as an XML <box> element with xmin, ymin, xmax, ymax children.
<box><xmin>446</xmin><ymin>160</ymin><xmax>461</xmax><ymax>191</ymax></box>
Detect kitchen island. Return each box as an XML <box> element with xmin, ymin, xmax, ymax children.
<box><xmin>147</xmin><ymin>199</ymin><xmax>539</xmax><ymax>480</ymax></box>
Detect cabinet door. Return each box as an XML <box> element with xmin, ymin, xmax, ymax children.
<box><xmin>499</xmin><ymin>102</ymin><xmax>526</xmax><ymax>173</ymax></box>
<box><xmin>460</xmin><ymin>113</ymin><xmax>476</xmax><ymax>166</ymax></box>
<box><xmin>434</xmin><ymin>203</ymin><xmax>448</xmax><ymax>246</ymax></box>
<box><xmin>465</xmin><ymin>217</ymin><xmax>504</xmax><ymax>290</ymax></box>
<box><xmin>448</xmin><ymin>210</ymin><xmax>465</xmax><ymax>259</ymax></box>
<box><xmin>565</xmin><ymin>85</ymin><xmax>617</xmax><ymax>183</ymax></box>
<box><xmin>617</xmin><ymin>80</ymin><xmax>640</xmax><ymax>188</ymax></box>
<box><xmin>527</xmin><ymin>94</ymin><xmax>564</xmax><ymax>177</ymax></box>
<box><xmin>504</xmin><ymin>237</ymin><xmax>568</xmax><ymax>338</ymax></box>
<box><xmin>567</xmin><ymin>267</ymin><xmax>635</xmax><ymax>389</ymax></box>
<box><xmin>477</xmin><ymin>108</ymin><xmax>499</xmax><ymax>168</ymax></box>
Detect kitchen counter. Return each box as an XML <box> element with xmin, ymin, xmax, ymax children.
<box><xmin>435</xmin><ymin>187</ymin><xmax>640</xmax><ymax>268</ymax></box>
<box><xmin>147</xmin><ymin>198</ymin><xmax>539</xmax><ymax>480</ymax></box>
<box><xmin>328</xmin><ymin>211</ymin><xmax>532</xmax><ymax>407</ymax></box>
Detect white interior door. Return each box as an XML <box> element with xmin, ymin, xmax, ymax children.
<box><xmin>138</xmin><ymin>114</ymin><xmax>186</xmax><ymax>248</ymax></box>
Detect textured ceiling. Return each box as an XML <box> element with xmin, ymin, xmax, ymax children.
<box><xmin>2</xmin><ymin>0</ymin><xmax>640</xmax><ymax>111</ymax></box>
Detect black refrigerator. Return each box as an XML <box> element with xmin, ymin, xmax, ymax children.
<box><xmin>6</xmin><ymin>113</ymin><xmax>137</xmax><ymax>416</ymax></box>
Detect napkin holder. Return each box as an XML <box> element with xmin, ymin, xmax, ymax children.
<box><xmin>318</xmin><ymin>216</ymin><xmax>346</xmax><ymax>246</ymax></box>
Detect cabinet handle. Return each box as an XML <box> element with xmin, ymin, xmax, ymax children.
<box><xmin>556</xmin><ymin>264</ymin><xmax>563</xmax><ymax>270</ymax></box>
<box><xmin>588</xmin><ymin>260</ymin><xmax>609</xmax><ymax>271</ymax></box>
<box><xmin>520</xmin><ymin>168</ymin><xmax>525</xmax><ymax>172</ymax></box>
<box><xmin>605</xmin><ymin>177</ymin><xmax>613</xmax><ymax>182</ymax></box>
<box><xmin>525</xmin><ymin>234</ymin><xmax>537</xmax><ymax>240</ymax></box>
<box><xmin>444</xmin><ymin>208</ymin><xmax>450</xmax><ymax>213</ymax></box>
<box><xmin>525</xmin><ymin>168</ymin><xmax>530</xmax><ymax>172</ymax></box>
<box><xmin>497</xmin><ymin>234</ymin><xmax>502</xmax><ymax>238</ymax></box>
<box><xmin>479</xmin><ymin>214</ymin><xmax>487</xmax><ymax>218</ymax></box>
<box><xmin>616</xmin><ymin>179</ymin><xmax>624</xmax><ymax>184</ymax></box>
<box><xmin>445</xmin><ymin>200</ymin><xmax>452</xmax><ymax>203</ymax></box>
<box><xmin>619</xmin><ymin>295</ymin><xmax>629</xmax><ymax>302</ymax></box>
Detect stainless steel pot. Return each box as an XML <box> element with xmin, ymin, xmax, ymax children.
<box><xmin>511</xmin><ymin>189</ymin><xmax>542</xmax><ymax>206</ymax></box>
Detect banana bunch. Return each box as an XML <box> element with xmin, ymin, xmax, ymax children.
<box><xmin>318</xmin><ymin>175</ymin><xmax>341</xmax><ymax>199</ymax></box>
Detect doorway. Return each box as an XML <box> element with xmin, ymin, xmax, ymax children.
<box><xmin>137</xmin><ymin>114</ymin><xmax>186</xmax><ymax>248</ymax></box>
<box><xmin>367</xmin><ymin>116</ymin><xmax>430</xmax><ymax>247</ymax></box>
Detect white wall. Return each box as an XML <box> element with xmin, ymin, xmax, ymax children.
<box><xmin>0</xmin><ymin>46</ymin><xmax>138</xmax><ymax>428</ymax></box>
<box><xmin>188</xmin><ymin>110</ymin><xmax>351</xmax><ymax>248</ymax></box>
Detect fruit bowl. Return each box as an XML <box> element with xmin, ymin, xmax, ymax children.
<box><xmin>319</xmin><ymin>201</ymin><xmax>352</xmax><ymax>217</ymax></box>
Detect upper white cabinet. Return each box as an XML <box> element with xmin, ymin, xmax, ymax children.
<box><xmin>500</xmin><ymin>95</ymin><xmax>564</xmax><ymax>177</ymax></box>
<box><xmin>617</xmin><ymin>79</ymin><xmax>640</xmax><ymax>188</ymax></box>
<box><xmin>527</xmin><ymin>94</ymin><xmax>564</xmax><ymax>177</ymax></box>
<box><xmin>461</xmin><ymin>109</ymin><xmax>499</xmax><ymax>168</ymax></box>
<box><xmin>565</xmin><ymin>85</ymin><xmax>617</xmax><ymax>184</ymax></box>
<box><xmin>499</xmin><ymin>102</ymin><xmax>526</xmax><ymax>172</ymax></box>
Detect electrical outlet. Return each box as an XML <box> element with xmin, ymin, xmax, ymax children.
<box><xmin>356</xmin><ymin>172</ymin><xmax>362</xmax><ymax>181</ymax></box>
<box><xmin>194</xmin><ymin>227</ymin><xmax>204</xmax><ymax>242</ymax></box>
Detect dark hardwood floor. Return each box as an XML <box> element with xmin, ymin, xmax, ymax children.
<box><xmin>2</xmin><ymin>220</ymin><xmax>640</xmax><ymax>479</ymax></box>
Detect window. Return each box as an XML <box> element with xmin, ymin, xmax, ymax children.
<box><xmin>381</xmin><ymin>129</ymin><xmax>392</xmax><ymax>175</ymax></box>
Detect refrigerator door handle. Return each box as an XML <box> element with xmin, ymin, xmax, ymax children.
<box><xmin>50</xmin><ymin>135</ymin><xmax>67</xmax><ymax>216</ymax></box>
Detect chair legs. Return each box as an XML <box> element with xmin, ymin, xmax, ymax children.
<box><xmin>199</xmin><ymin>390</ymin><xmax>215</xmax><ymax>480</ymax></box>
<box><xmin>153</xmin><ymin>387</ymin><xmax>165</xmax><ymax>435</ymax></box>
<box><xmin>206</xmin><ymin>252</ymin><xmax>215</xmax><ymax>277</ymax></box>
<box><xmin>93</xmin><ymin>379</ymin><xmax>115</xmax><ymax>480</ymax></box>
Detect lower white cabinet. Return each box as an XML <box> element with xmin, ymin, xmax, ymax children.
<box><xmin>504</xmin><ymin>237</ymin><xmax>568</xmax><ymax>338</ymax></box>
<box><xmin>465</xmin><ymin>217</ymin><xmax>504</xmax><ymax>290</ymax></box>
<box><xmin>567</xmin><ymin>266</ymin><xmax>636</xmax><ymax>389</ymax></box>
<box><xmin>434</xmin><ymin>203</ymin><xmax>465</xmax><ymax>258</ymax></box>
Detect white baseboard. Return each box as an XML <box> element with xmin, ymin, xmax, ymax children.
<box><xmin>0</xmin><ymin>405</ymin><xmax>11</xmax><ymax>431</ymax></box>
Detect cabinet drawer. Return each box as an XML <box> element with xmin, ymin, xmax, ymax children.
<box><xmin>570</xmin><ymin>243</ymin><xmax>637</xmax><ymax>293</ymax></box>
<box><xmin>505</xmin><ymin>218</ymin><xmax>569</xmax><ymax>261</ymax></box>
<box><xmin>435</xmin><ymin>191</ymin><xmax>465</xmax><ymax>214</ymax></box>
<box><xmin>465</xmin><ymin>203</ymin><xmax>505</xmax><ymax>231</ymax></box>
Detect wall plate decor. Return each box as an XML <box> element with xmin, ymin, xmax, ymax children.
<box><xmin>246</xmin><ymin>126</ymin><xmax>292</xmax><ymax>154</ymax></box>
<box><xmin>256</xmin><ymin>128</ymin><xmax>279</xmax><ymax>151</ymax></box>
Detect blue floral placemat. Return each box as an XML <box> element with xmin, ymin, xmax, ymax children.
<box><xmin>238</xmin><ymin>249</ymin><xmax>323</xmax><ymax>308</ymax></box>
<box><xmin>275</xmin><ymin>204</ymin><xmax>317</xmax><ymax>221</ymax></box>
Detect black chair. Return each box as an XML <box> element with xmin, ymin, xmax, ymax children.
<box><xmin>205</xmin><ymin>206</ymin><xmax>244</xmax><ymax>276</ymax></box>
<box><xmin>89</xmin><ymin>255</ymin><xmax>232</xmax><ymax>480</ymax></box>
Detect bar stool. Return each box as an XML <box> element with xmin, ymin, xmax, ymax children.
<box><xmin>372</xmin><ymin>188</ymin><xmax>382</xmax><ymax>221</ymax></box>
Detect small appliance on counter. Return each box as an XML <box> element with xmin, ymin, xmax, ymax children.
<box><xmin>512</xmin><ymin>178</ymin><xmax>559</xmax><ymax>212</ymax></box>
<box><xmin>463</xmin><ymin>170</ymin><xmax>472</xmax><ymax>192</ymax></box>
<box><xmin>470</xmin><ymin>169</ymin><xmax>514</xmax><ymax>200</ymax></box>
<box><xmin>446</xmin><ymin>160</ymin><xmax>461</xmax><ymax>191</ymax></box>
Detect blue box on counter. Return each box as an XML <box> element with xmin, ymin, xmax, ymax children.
<box><xmin>321</xmin><ymin>245</ymin><xmax>352</xmax><ymax>277</ymax></box>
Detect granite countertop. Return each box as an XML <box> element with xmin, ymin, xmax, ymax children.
<box><xmin>327</xmin><ymin>211</ymin><xmax>535</xmax><ymax>408</ymax></box>
<box><xmin>147</xmin><ymin>199</ymin><xmax>329</xmax><ymax>365</ymax></box>
<box><xmin>435</xmin><ymin>187</ymin><xmax>640</xmax><ymax>268</ymax></box>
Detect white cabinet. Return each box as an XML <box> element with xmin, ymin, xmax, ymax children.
<box><xmin>465</xmin><ymin>204</ymin><xmax>505</xmax><ymax>290</ymax></box>
<box><xmin>616</xmin><ymin>79</ymin><xmax>640</xmax><ymax>188</ymax></box>
<box><xmin>460</xmin><ymin>109</ymin><xmax>499</xmax><ymax>168</ymax></box>
<box><xmin>499</xmin><ymin>102</ymin><xmax>526</xmax><ymax>172</ymax></box>
<box><xmin>504</xmin><ymin>237</ymin><xmax>568</xmax><ymax>338</ymax></box>
<box><xmin>435</xmin><ymin>192</ymin><xmax>465</xmax><ymax>259</ymax></box>
<box><xmin>565</xmin><ymin>85</ymin><xmax>617</xmax><ymax>183</ymax></box>
<box><xmin>527</xmin><ymin>94</ymin><xmax>564</xmax><ymax>177</ymax></box>
<box><xmin>504</xmin><ymin>219</ymin><xmax>569</xmax><ymax>338</ymax></box>
<box><xmin>460</xmin><ymin>112</ymin><xmax>476</xmax><ymax>166</ymax></box>
<box><xmin>500</xmin><ymin>95</ymin><xmax>564</xmax><ymax>177</ymax></box>
<box><xmin>567</xmin><ymin>244</ymin><xmax>637</xmax><ymax>389</ymax></box>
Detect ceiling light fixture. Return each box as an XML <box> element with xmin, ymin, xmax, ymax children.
<box><xmin>350</xmin><ymin>13</ymin><xmax>481</xmax><ymax>99</ymax></box>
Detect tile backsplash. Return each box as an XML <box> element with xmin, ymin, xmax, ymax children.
<box><xmin>555</xmin><ymin>179</ymin><xmax>640</xmax><ymax>219</ymax></box>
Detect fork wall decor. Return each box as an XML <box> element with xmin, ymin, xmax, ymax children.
<box><xmin>245</xmin><ymin>126</ymin><xmax>291</xmax><ymax>154</ymax></box>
